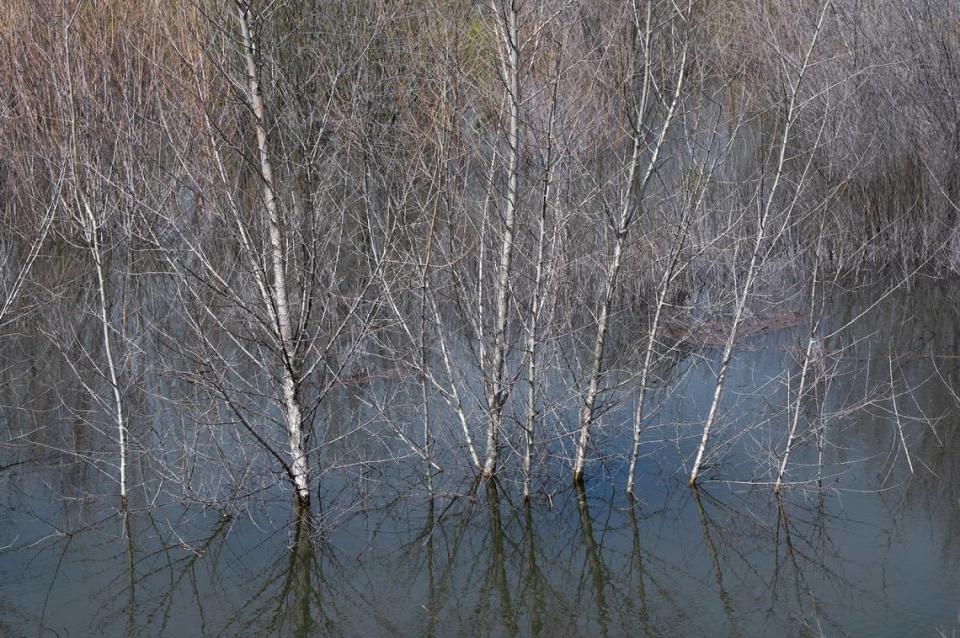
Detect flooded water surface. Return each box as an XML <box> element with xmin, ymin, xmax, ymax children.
<box><xmin>2</xmin><ymin>281</ymin><xmax>959</xmax><ymax>637</ymax></box>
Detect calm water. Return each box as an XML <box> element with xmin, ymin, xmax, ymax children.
<box><xmin>1</xmin><ymin>279</ymin><xmax>959</xmax><ymax>637</ymax></box>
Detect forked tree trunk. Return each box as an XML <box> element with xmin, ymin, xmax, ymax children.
<box><xmin>523</xmin><ymin>52</ymin><xmax>562</xmax><ymax>498</ymax></box>
<box><xmin>484</xmin><ymin>0</ymin><xmax>520</xmax><ymax>478</ymax></box>
<box><xmin>573</xmin><ymin>6</ymin><xmax>688</xmax><ymax>482</ymax></box>
<box><xmin>688</xmin><ymin>0</ymin><xmax>830</xmax><ymax>487</ymax></box>
<box><xmin>63</xmin><ymin>12</ymin><xmax>128</xmax><ymax>507</ymax></box>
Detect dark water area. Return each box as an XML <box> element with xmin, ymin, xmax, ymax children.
<box><xmin>2</xmin><ymin>279</ymin><xmax>960</xmax><ymax>637</ymax></box>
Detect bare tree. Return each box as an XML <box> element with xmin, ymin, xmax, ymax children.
<box><xmin>482</xmin><ymin>0</ymin><xmax>523</xmax><ymax>478</ymax></box>
<box><xmin>689</xmin><ymin>0</ymin><xmax>832</xmax><ymax>487</ymax></box>
<box><xmin>572</xmin><ymin>0</ymin><xmax>691</xmax><ymax>483</ymax></box>
<box><xmin>235</xmin><ymin>0</ymin><xmax>310</xmax><ymax>506</ymax></box>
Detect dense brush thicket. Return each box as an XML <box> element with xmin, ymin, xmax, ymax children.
<box><xmin>0</xmin><ymin>0</ymin><xmax>957</xmax><ymax>507</ymax></box>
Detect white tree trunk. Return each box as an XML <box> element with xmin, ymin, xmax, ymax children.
<box><xmin>86</xmin><ymin>206</ymin><xmax>128</xmax><ymax>505</ymax></box>
<box><xmin>688</xmin><ymin>0</ymin><xmax>830</xmax><ymax>487</ymax></box>
<box><xmin>238</xmin><ymin>2</ymin><xmax>310</xmax><ymax>506</ymax></box>
<box><xmin>775</xmin><ymin>233</ymin><xmax>824</xmax><ymax>493</ymax></box>
<box><xmin>573</xmin><ymin>232</ymin><xmax>625</xmax><ymax>482</ymax></box>
<box><xmin>572</xmin><ymin>13</ymin><xmax>687</xmax><ymax>482</ymax></box>
<box><xmin>626</xmin><ymin>265</ymin><xmax>670</xmax><ymax>496</ymax></box>
<box><xmin>523</xmin><ymin>52</ymin><xmax>562</xmax><ymax>499</ymax></box>
<box><xmin>484</xmin><ymin>0</ymin><xmax>520</xmax><ymax>478</ymax></box>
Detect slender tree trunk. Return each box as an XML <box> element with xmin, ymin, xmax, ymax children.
<box><xmin>689</xmin><ymin>1</ymin><xmax>830</xmax><ymax>487</ymax></box>
<box><xmin>627</xmin><ymin>99</ymin><xmax>734</xmax><ymax>495</ymax></box>
<box><xmin>523</xmin><ymin>220</ymin><xmax>547</xmax><ymax>498</ymax></box>
<box><xmin>87</xmin><ymin>209</ymin><xmax>128</xmax><ymax>506</ymax></box>
<box><xmin>687</xmin><ymin>244</ymin><xmax>760</xmax><ymax>487</ymax></box>
<box><xmin>523</xmin><ymin>50</ymin><xmax>562</xmax><ymax>499</ymax></box>
<box><xmin>626</xmin><ymin>254</ymin><xmax>675</xmax><ymax>496</ymax></box>
<box><xmin>774</xmin><ymin>235</ymin><xmax>823</xmax><ymax>493</ymax></box>
<box><xmin>572</xmin><ymin>231</ymin><xmax>626</xmax><ymax>482</ymax></box>
<box><xmin>484</xmin><ymin>0</ymin><xmax>520</xmax><ymax>478</ymax></box>
<box><xmin>419</xmin><ymin>199</ymin><xmax>441</xmax><ymax>496</ymax></box>
<box><xmin>573</xmin><ymin>11</ymin><xmax>688</xmax><ymax>482</ymax></box>
<box><xmin>432</xmin><ymin>300</ymin><xmax>481</xmax><ymax>468</ymax></box>
<box><xmin>62</xmin><ymin>8</ymin><xmax>128</xmax><ymax>507</ymax></box>
<box><xmin>238</xmin><ymin>2</ymin><xmax>309</xmax><ymax>507</ymax></box>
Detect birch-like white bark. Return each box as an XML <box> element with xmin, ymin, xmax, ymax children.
<box><xmin>522</xmin><ymin>47</ymin><xmax>563</xmax><ymax>499</ymax></box>
<box><xmin>626</xmin><ymin>111</ymin><xmax>736</xmax><ymax>495</ymax></box>
<box><xmin>63</xmin><ymin>14</ymin><xmax>128</xmax><ymax>505</ymax></box>
<box><xmin>573</xmin><ymin>8</ymin><xmax>687</xmax><ymax>482</ymax></box>
<box><xmin>774</xmin><ymin>331</ymin><xmax>817</xmax><ymax>493</ymax></box>
<box><xmin>626</xmin><ymin>246</ymin><xmax>678</xmax><ymax>495</ymax></box>
<box><xmin>774</xmin><ymin>231</ymin><xmax>825</xmax><ymax>493</ymax></box>
<box><xmin>484</xmin><ymin>0</ymin><xmax>520</xmax><ymax>478</ymax></box>
<box><xmin>85</xmin><ymin>201</ymin><xmax>128</xmax><ymax>504</ymax></box>
<box><xmin>237</xmin><ymin>2</ymin><xmax>310</xmax><ymax>506</ymax></box>
<box><xmin>689</xmin><ymin>1</ymin><xmax>831</xmax><ymax>486</ymax></box>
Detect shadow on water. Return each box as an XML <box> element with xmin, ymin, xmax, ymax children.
<box><xmin>573</xmin><ymin>482</ymin><xmax>609</xmax><ymax>638</ymax></box>
<box><xmin>691</xmin><ymin>489</ymin><xmax>744</xmax><ymax>638</ymax></box>
<box><xmin>227</xmin><ymin>507</ymin><xmax>325</xmax><ymax>637</ymax></box>
<box><xmin>0</xmin><ymin>471</ymin><xmax>958</xmax><ymax>636</ymax></box>
<box><xmin>1</xmin><ymin>283</ymin><xmax>960</xmax><ymax>636</ymax></box>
